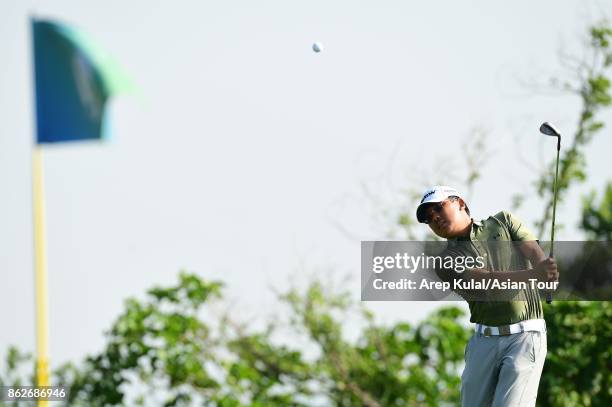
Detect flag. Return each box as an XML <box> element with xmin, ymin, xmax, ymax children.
<box><xmin>32</xmin><ymin>19</ymin><xmax>132</xmax><ymax>143</ymax></box>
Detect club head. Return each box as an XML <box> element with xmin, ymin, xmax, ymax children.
<box><xmin>540</xmin><ymin>122</ymin><xmax>561</xmax><ymax>138</ymax></box>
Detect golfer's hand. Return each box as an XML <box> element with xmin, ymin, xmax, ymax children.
<box><xmin>536</xmin><ymin>257</ymin><xmax>559</xmax><ymax>282</ymax></box>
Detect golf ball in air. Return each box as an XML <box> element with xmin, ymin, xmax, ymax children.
<box><xmin>312</xmin><ymin>42</ymin><xmax>323</xmax><ymax>53</ymax></box>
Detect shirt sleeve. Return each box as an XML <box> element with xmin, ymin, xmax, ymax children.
<box><xmin>434</xmin><ymin>245</ymin><xmax>476</xmax><ymax>301</ymax></box>
<box><xmin>501</xmin><ymin>211</ymin><xmax>538</xmax><ymax>241</ymax></box>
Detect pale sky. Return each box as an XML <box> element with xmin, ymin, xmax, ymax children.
<box><xmin>1</xmin><ymin>0</ymin><xmax>611</xmax><ymax>368</ymax></box>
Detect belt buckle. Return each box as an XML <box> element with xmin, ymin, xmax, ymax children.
<box><xmin>483</xmin><ymin>327</ymin><xmax>492</xmax><ymax>336</ymax></box>
<box><xmin>499</xmin><ymin>325</ymin><xmax>511</xmax><ymax>336</ymax></box>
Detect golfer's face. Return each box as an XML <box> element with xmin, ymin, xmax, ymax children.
<box><xmin>425</xmin><ymin>199</ymin><xmax>464</xmax><ymax>238</ymax></box>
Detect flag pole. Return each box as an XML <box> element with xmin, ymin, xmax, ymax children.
<box><xmin>32</xmin><ymin>146</ymin><xmax>50</xmax><ymax>406</ymax></box>
<box><xmin>30</xmin><ymin>19</ymin><xmax>127</xmax><ymax>403</ymax></box>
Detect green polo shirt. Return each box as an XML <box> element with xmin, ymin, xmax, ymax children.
<box><xmin>446</xmin><ymin>211</ymin><xmax>543</xmax><ymax>326</ymax></box>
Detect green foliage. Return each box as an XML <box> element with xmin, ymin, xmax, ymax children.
<box><xmin>0</xmin><ymin>348</ymin><xmax>35</xmax><ymax>407</ymax></box>
<box><xmin>0</xmin><ymin>347</ymin><xmax>32</xmax><ymax>389</ymax></box>
<box><xmin>582</xmin><ymin>182</ymin><xmax>612</xmax><ymax>241</ymax></box>
<box><xmin>3</xmin><ymin>278</ymin><xmax>610</xmax><ymax>406</ymax></box>
<box><xmin>282</xmin><ymin>283</ymin><xmax>470</xmax><ymax>406</ymax></box>
<box><xmin>535</xmin><ymin>21</ymin><xmax>612</xmax><ymax>238</ymax></box>
<box><xmin>539</xmin><ymin>302</ymin><xmax>612</xmax><ymax>406</ymax></box>
<box><xmin>2</xmin><ymin>19</ymin><xmax>611</xmax><ymax>407</ymax></box>
<box><xmin>54</xmin><ymin>273</ymin><xmax>225</xmax><ymax>406</ymax></box>
<box><xmin>591</xmin><ymin>26</ymin><xmax>612</xmax><ymax>50</ymax></box>
<box><xmin>1</xmin><ymin>274</ymin><xmax>472</xmax><ymax>406</ymax></box>
<box><xmin>533</xmin><ymin>26</ymin><xmax>612</xmax><ymax>406</ymax></box>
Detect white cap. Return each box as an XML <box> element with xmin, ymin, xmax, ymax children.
<box><xmin>416</xmin><ymin>185</ymin><xmax>463</xmax><ymax>223</ymax></box>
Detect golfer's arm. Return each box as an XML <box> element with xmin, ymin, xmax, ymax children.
<box><xmin>461</xmin><ymin>241</ymin><xmax>546</xmax><ymax>282</ymax></box>
<box><xmin>462</xmin><ymin>267</ymin><xmax>534</xmax><ymax>283</ymax></box>
<box><xmin>518</xmin><ymin>240</ymin><xmax>548</xmax><ymax>266</ymax></box>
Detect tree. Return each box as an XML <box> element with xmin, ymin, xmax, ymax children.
<box><xmin>539</xmin><ymin>302</ymin><xmax>612</xmax><ymax>406</ymax></box>
<box><xmin>3</xmin><ymin>273</ymin><xmax>609</xmax><ymax>406</ymax></box>
<box><xmin>2</xmin><ymin>273</ymin><xmax>470</xmax><ymax>406</ymax></box>
<box><xmin>2</xmin><ymin>19</ymin><xmax>612</xmax><ymax>407</ymax></box>
<box><xmin>582</xmin><ymin>182</ymin><xmax>612</xmax><ymax>241</ymax></box>
<box><xmin>532</xmin><ymin>23</ymin><xmax>612</xmax><ymax>238</ymax></box>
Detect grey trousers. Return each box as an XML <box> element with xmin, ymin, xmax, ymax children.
<box><xmin>461</xmin><ymin>331</ymin><xmax>547</xmax><ymax>407</ymax></box>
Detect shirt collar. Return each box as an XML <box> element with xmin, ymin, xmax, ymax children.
<box><xmin>448</xmin><ymin>218</ymin><xmax>480</xmax><ymax>242</ymax></box>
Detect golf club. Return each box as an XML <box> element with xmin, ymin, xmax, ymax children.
<box><xmin>539</xmin><ymin>121</ymin><xmax>561</xmax><ymax>304</ymax></box>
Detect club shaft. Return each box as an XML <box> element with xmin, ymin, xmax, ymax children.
<box><xmin>546</xmin><ymin>143</ymin><xmax>560</xmax><ymax>304</ymax></box>
<box><xmin>550</xmin><ymin>147</ymin><xmax>560</xmax><ymax>256</ymax></box>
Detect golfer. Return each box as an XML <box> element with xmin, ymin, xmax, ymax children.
<box><xmin>416</xmin><ymin>186</ymin><xmax>558</xmax><ymax>407</ymax></box>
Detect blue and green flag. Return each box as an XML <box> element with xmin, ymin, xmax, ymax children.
<box><xmin>32</xmin><ymin>19</ymin><xmax>132</xmax><ymax>143</ymax></box>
